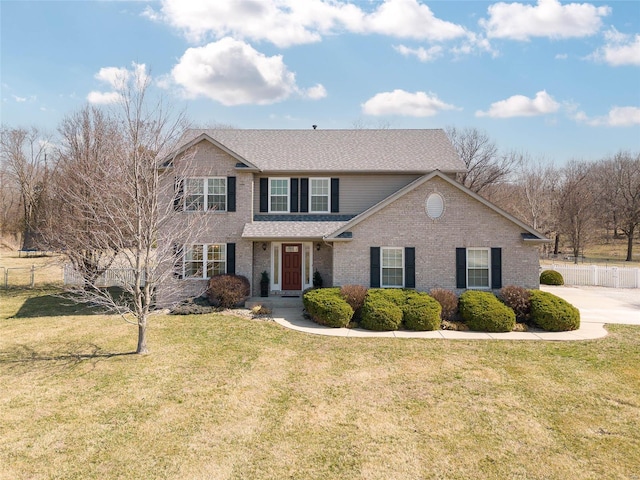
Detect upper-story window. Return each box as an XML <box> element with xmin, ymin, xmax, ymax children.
<box><xmin>269</xmin><ymin>178</ymin><xmax>289</xmax><ymax>213</ymax></box>
<box><xmin>184</xmin><ymin>177</ymin><xmax>226</xmax><ymax>212</ymax></box>
<box><xmin>310</xmin><ymin>178</ymin><xmax>330</xmax><ymax>213</ymax></box>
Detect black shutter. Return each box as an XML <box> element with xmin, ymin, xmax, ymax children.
<box><xmin>491</xmin><ymin>247</ymin><xmax>502</xmax><ymax>289</ymax></box>
<box><xmin>331</xmin><ymin>178</ymin><xmax>340</xmax><ymax>213</ymax></box>
<box><xmin>227</xmin><ymin>176</ymin><xmax>236</xmax><ymax>212</ymax></box>
<box><xmin>290</xmin><ymin>178</ymin><xmax>299</xmax><ymax>213</ymax></box>
<box><xmin>173</xmin><ymin>244</ymin><xmax>183</xmax><ymax>279</ymax></box>
<box><xmin>227</xmin><ymin>243</ymin><xmax>236</xmax><ymax>275</ymax></box>
<box><xmin>300</xmin><ymin>178</ymin><xmax>309</xmax><ymax>213</ymax></box>
<box><xmin>405</xmin><ymin>247</ymin><xmax>415</xmax><ymax>289</ymax></box>
<box><xmin>174</xmin><ymin>178</ymin><xmax>184</xmax><ymax>211</ymax></box>
<box><xmin>370</xmin><ymin>247</ymin><xmax>380</xmax><ymax>288</ymax></box>
<box><xmin>456</xmin><ymin>248</ymin><xmax>466</xmax><ymax>289</ymax></box>
<box><xmin>259</xmin><ymin>178</ymin><xmax>268</xmax><ymax>213</ymax></box>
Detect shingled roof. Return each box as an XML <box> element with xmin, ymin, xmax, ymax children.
<box><xmin>179</xmin><ymin>129</ymin><xmax>465</xmax><ymax>173</ymax></box>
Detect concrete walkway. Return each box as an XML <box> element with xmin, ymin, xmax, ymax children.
<box><xmin>251</xmin><ymin>287</ymin><xmax>639</xmax><ymax>341</ymax></box>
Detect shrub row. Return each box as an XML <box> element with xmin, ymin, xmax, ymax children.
<box><xmin>303</xmin><ymin>284</ymin><xmax>579</xmax><ymax>333</ymax></box>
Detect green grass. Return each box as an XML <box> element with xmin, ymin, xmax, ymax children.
<box><xmin>1</xmin><ymin>287</ymin><xmax>640</xmax><ymax>479</ymax></box>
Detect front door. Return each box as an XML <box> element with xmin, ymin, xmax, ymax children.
<box><xmin>282</xmin><ymin>243</ymin><xmax>302</xmax><ymax>290</ymax></box>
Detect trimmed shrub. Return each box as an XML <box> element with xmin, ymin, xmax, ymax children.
<box><xmin>459</xmin><ymin>290</ymin><xmax>516</xmax><ymax>332</ymax></box>
<box><xmin>540</xmin><ymin>270</ymin><xmax>564</xmax><ymax>286</ymax></box>
<box><xmin>403</xmin><ymin>291</ymin><xmax>442</xmax><ymax>331</ymax></box>
<box><xmin>340</xmin><ymin>284</ymin><xmax>368</xmax><ymax>320</ymax></box>
<box><xmin>206</xmin><ymin>275</ymin><xmax>250</xmax><ymax>308</ymax></box>
<box><xmin>303</xmin><ymin>288</ymin><xmax>354</xmax><ymax>328</ymax></box>
<box><xmin>360</xmin><ymin>289</ymin><xmax>403</xmax><ymax>331</ymax></box>
<box><xmin>499</xmin><ymin>285</ymin><xmax>531</xmax><ymax>323</ymax></box>
<box><xmin>529</xmin><ymin>290</ymin><xmax>580</xmax><ymax>331</ymax></box>
<box><xmin>430</xmin><ymin>288</ymin><xmax>458</xmax><ymax>321</ymax></box>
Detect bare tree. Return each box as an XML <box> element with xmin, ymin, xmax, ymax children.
<box><xmin>41</xmin><ymin>107</ymin><xmax>126</xmax><ymax>287</ymax></box>
<box><xmin>596</xmin><ymin>151</ymin><xmax>640</xmax><ymax>261</ymax></box>
<box><xmin>557</xmin><ymin>160</ymin><xmax>597</xmax><ymax>263</ymax></box>
<box><xmin>48</xmin><ymin>67</ymin><xmax>196</xmax><ymax>354</ymax></box>
<box><xmin>0</xmin><ymin>127</ymin><xmax>52</xmax><ymax>250</ymax></box>
<box><xmin>445</xmin><ymin>126</ymin><xmax>520</xmax><ymax>195</ymax></box>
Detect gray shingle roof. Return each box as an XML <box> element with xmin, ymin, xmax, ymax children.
<box><xmin>242</xmin><ymin>221</ymin><xmax>348</xmax><ymax>239</ymax></box>
<box><xmin>181</xmin><ymin>129</ymin><xmax>465</xmax><ymax>173</ymax></box>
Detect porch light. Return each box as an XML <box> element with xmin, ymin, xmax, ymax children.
<box><xmin>262</xmin><ymin>242</ymin><xmax>267</xmax><ymax>251</ymax></box>
<box><xmin>316</xmin><ymin>242</ymin><xmax>322</xmax><ymax>251</ymax></box>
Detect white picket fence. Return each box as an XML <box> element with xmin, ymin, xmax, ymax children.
<box><xmin>63</xmin><ymin>264</ymin><xmax>146</xmax><ymax>287</ymax></box>
<box><xmin>544</xmin><ymin>264</ymin><xmax>640</xmax><ymax>288</ymax></box>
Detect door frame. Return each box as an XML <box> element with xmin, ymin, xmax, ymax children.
<box><xmin>270</xmin><ymin>241</ymin><xmax>313</xmax><ymax>291</ymax></box>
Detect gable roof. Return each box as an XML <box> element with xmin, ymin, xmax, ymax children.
<box><xmin>325</xmin><ymin>170</ymin><xmax>550</xmax><ymax>243</ymax></box>
<box><xmin>176</xmin><ymin>129</ymin><xmax>466</xmax><ymax>173</ymax></box>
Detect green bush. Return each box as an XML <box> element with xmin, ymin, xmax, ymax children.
<box><xmin>430</xmin><ymin>288</ymin><xmax>458</xmax><ymax>321</ymax></box>
<box><xmin>540</xmin><ymin>270</ymin><xmax>564</xmax><ymax>285</ymax></box>
<box><xmin>403</xmin><ymin>291</ymin><xmax>442</xmax><ymax>331</ymax></box>
<box><xmin>459</xmin><ymin>290</ymin><xmax>516</xmax><ymax>332</ymax></box>
<box><xmin>499</xmin><ymin>285</ymin><xmax>531</xmax><ymax>323</ymax></box>
<box><xmin>206</xmin><ymin>274</ymin><xmax>250</xmax><ymax>308</ymax></box>
<box><xmin>360</xmin><ymin>289</ymin><xmax>403</xmax><ymax>331</ymax></box>
<box><xmin>303</xmin><ymin>288</ymin><xmax>353</xmax><ymax>328</ymax></box>
<box><xmin>529</xmin><ymin>290</ymin><xmax>580</xmax><ymax>331</ymax></box>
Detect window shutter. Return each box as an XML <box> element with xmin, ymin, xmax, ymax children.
<box><xmin>404</xmin><ymin>247</ymin><xmax>415</xmax><ymax>289</ymax></box>
<box><xmin>456</xmin><ymin>248</ymin><xmax>466</xmax><ymax>289</ymax></box>
<box><xmin>227</xmin><ymin>243</ymin><xmax>236</xmax><ymax>275</ymax></box>
<box><xmin>173</xmin><ymin>244</ymin><xmax>183</xmax><ymax>279</ymax></box>
<box><xmin>290</xmin><ymin>178</ymin><xmax>299</xmax><ymax>213</ymax></box>
<box><xmin>491</xmin><ymin>247</ymin><xmax>502</xmax><ymax>289</ymax></box>
<box><xmin>259</xmin><ymin>178</ymin><xmax>268</xmax><ymax>213</ymax></box>
<box><xmin>300</xmin><ymin>178</ymin><xmax>309</xmax><ymax>212</ymax></box>
<box><xmin>227</xmin><ymin>176</ymin><xmax>236</xmax><ymax>212</ymax></box>
<box><xmin>174</xmin><ymin>178</ymin><xmax>184</xmax><ymax>212</ymax></box>
<box><xmin>331</xmin><ymin>178</ymin><xmax>340</xmax><ymax>213</ymax></box>
<box><xmin>370</xmin><ymin>247</ymin><xmax>380</xmax><ymax>288</ymax></box>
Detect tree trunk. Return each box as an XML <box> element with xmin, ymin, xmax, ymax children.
<box><xmin>626</xmin><ymin>225</ymin><xmax>635</xmax><ymax>262</ymax></box>
<box><xmin>554</xmin><ymin>233</ymin><xmax>560</xmax><ymax>255</ymax></box>
<box><xmin>136</xmin><ymin>316</ymin><xmax>148</xmax><ymax>354</ymax></box>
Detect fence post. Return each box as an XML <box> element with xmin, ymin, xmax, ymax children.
<box><xmin>30</xmin><ymin>264</ymin><xmax>35</xmax><ymax>288</ymax></box>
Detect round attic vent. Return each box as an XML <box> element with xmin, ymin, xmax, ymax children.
<box><xmin>426</xmin><ymin>193</ymin><xmax>444</xmax><ymax>219</ymax></box>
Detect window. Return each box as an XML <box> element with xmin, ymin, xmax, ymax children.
<box><xmin>381</xmin><ymin>247</ymin><xmax>404</xmax><ymax>288</ymax></box>
<box><xmin>426</xmin><ymin>193</ymin><xmax>444</xmax><ymax>219</ymax></box>
<box><xmin>184</xmin><ymin>177</ymin><xmax>227</xmax><ymax>212</ymax></box>
<box><xmin>310</xmin><ymin>178</ymin><xmax>330</xmax><ymax>213</ymax></box>
<box><xmin>269</xmin><ymin>178</ymin><xmax>289</xmax><ymax>212</ymax></box>
<box><xmin>184</xmin><ymin>244</ymin><xmax>226</xmax><ymax>278</ymax></box>
<box><xmin>467</xmin><ymin>248</ymin><xmax>489</xmax><ymax>288</ymax></box>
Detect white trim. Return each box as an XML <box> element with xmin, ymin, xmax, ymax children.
<box><xmin>381</xmin><ymin>246</ymin><xmax>404</xmax><ymax>288</ymax></box>
<box><xmin>466</xmin><ymin>247</ymin><xmax>490</xmax><ymax>290</ymax></box>
<box><xmin>269</xmin><ymin>177</ymin><xmax>290</xmax><ymax>213</ymax></box>
<box><xmin>309</xmin><ymin>177</ymin><xmax>331</xmax><ymax>213</ymax></box>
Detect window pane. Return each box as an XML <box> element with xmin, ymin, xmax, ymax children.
<box><xmin>311</xmin><ymin>196</ymin><xmax>328</xmax><ymax>212</ymax></box>
<box><xmin>310</xmin><ymin>179</ymin><xmax>329</xmax><ymax>212</ymax></box>
<box><xmin>273</xmin><ymin>245</ymin><xmax>280</xmax><ymax>285</ymax></box>
<box><xmin>185</xmin><ymin>179</ymin><xmax>204</xmax><ymax>211</ymax></box>
<box><xmin>206</xmin><ymin>244</ymin><xmax>226</xmax><ymax>278</ymax></box>
<box><xmin>207</xmin><ymin>178</ymin><xmax>226</xmax><ymax>211</ymax></box>
<box><xmin>467</xmin><ymin>249</ymin><xmax>489</xmax><ymax>288</ymax></box>
<box><xmin>381</xmin><ymin>248</ymin><xmax>403</xmax><ymax>287</ymax></box>
<box><xmin>185</xmin><ymin>245</ymin><xmax>204</xmax><ymax>277</ymax></box>
<box><xmin>270</xmin><ymin>179</ymin><xmax>288</xmax><ymax>212</ymax></box>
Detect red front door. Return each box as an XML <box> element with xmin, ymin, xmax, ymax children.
<box><xmin>282</xmin><ymin>243</ymin><xmax>302</xmax><ymax>290</ymax></box>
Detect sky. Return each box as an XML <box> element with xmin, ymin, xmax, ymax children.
<box><xmin>1</xmin><ymin>0</ymin><xmax>639</xmax><ymax>164</ymax></box>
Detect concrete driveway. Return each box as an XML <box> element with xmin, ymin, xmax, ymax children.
<box><xmin>540</xmin><ymin>285</ymin><xmax>640</xmax><ymax>325</ymax></box>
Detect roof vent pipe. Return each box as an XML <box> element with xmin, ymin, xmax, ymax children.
<box><xmin>312</xmin><ymin>125</ymin><xmax>317</xmax><ymax>130</ymax></box>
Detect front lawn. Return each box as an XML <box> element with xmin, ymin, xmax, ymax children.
<box><xmin>1</xmin><ymin>288</ymin><xmax>639</xmax><ymax>479</ymax></box>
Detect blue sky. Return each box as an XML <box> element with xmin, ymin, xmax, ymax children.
<box><xmin>1</xmin><ymin>0</ymin><xmax>639</xmax><ymax>164</ymax></box>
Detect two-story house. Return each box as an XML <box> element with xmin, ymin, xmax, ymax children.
<box><xmin>158</xmin><ymin>129</ymin><xmax>548</xmax><ymax>305</ymax></box>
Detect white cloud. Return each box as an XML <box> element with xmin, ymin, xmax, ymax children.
<box><xmin>361</xmin><ymin>89</ymin><xmax>457</xmax><ymax>117</ymax></box>
<box><xmin>145</xmin><ymin>0</ymin><xmax>466</xmax><ymax>47</ymax></box>
<box><xmin>574</xmin><ymin>106</ymin><xmax>640</xmax><ymax>127</ymax></box>
<box><xmin>589</xmin><ymin>28</ymin><xmax>640</xmax><ymax>66</ymax></box>
<box><xmin>12</xmin><ymin>95</ymin><xmax>27</xmax><ymax>102</ymax></box>
<box><xmin>170</xmin><ymin>38</ymin><xmax>298</xmax><ymax>105</ymax></box>
<box><xmin>393</xmin><ymin>44</ymin><xmax>443</xmax><ymax>62</ymax></box>
<box><xmin>555</xmin><ymin>53</ymin><xmax>568</xmax><ymax>60</ymax></box>
<box><xmin>305</xmin><ymin>84</ymin><xmax>327</xmax><ymax>100</ymax></box>
<box><xmin>476</xmin><ymin>90</ymin><xmax>560</xmax><ymax>118</ymax></box>
<box><xmin>480</xmin><ymin>0</ymin><xmax>610</xmax><ymax>41</ymax></box>
<box><xmin>86</xmin><ymin>91</ymin><xmax>122</xmax><ymax>105</ymax></box>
